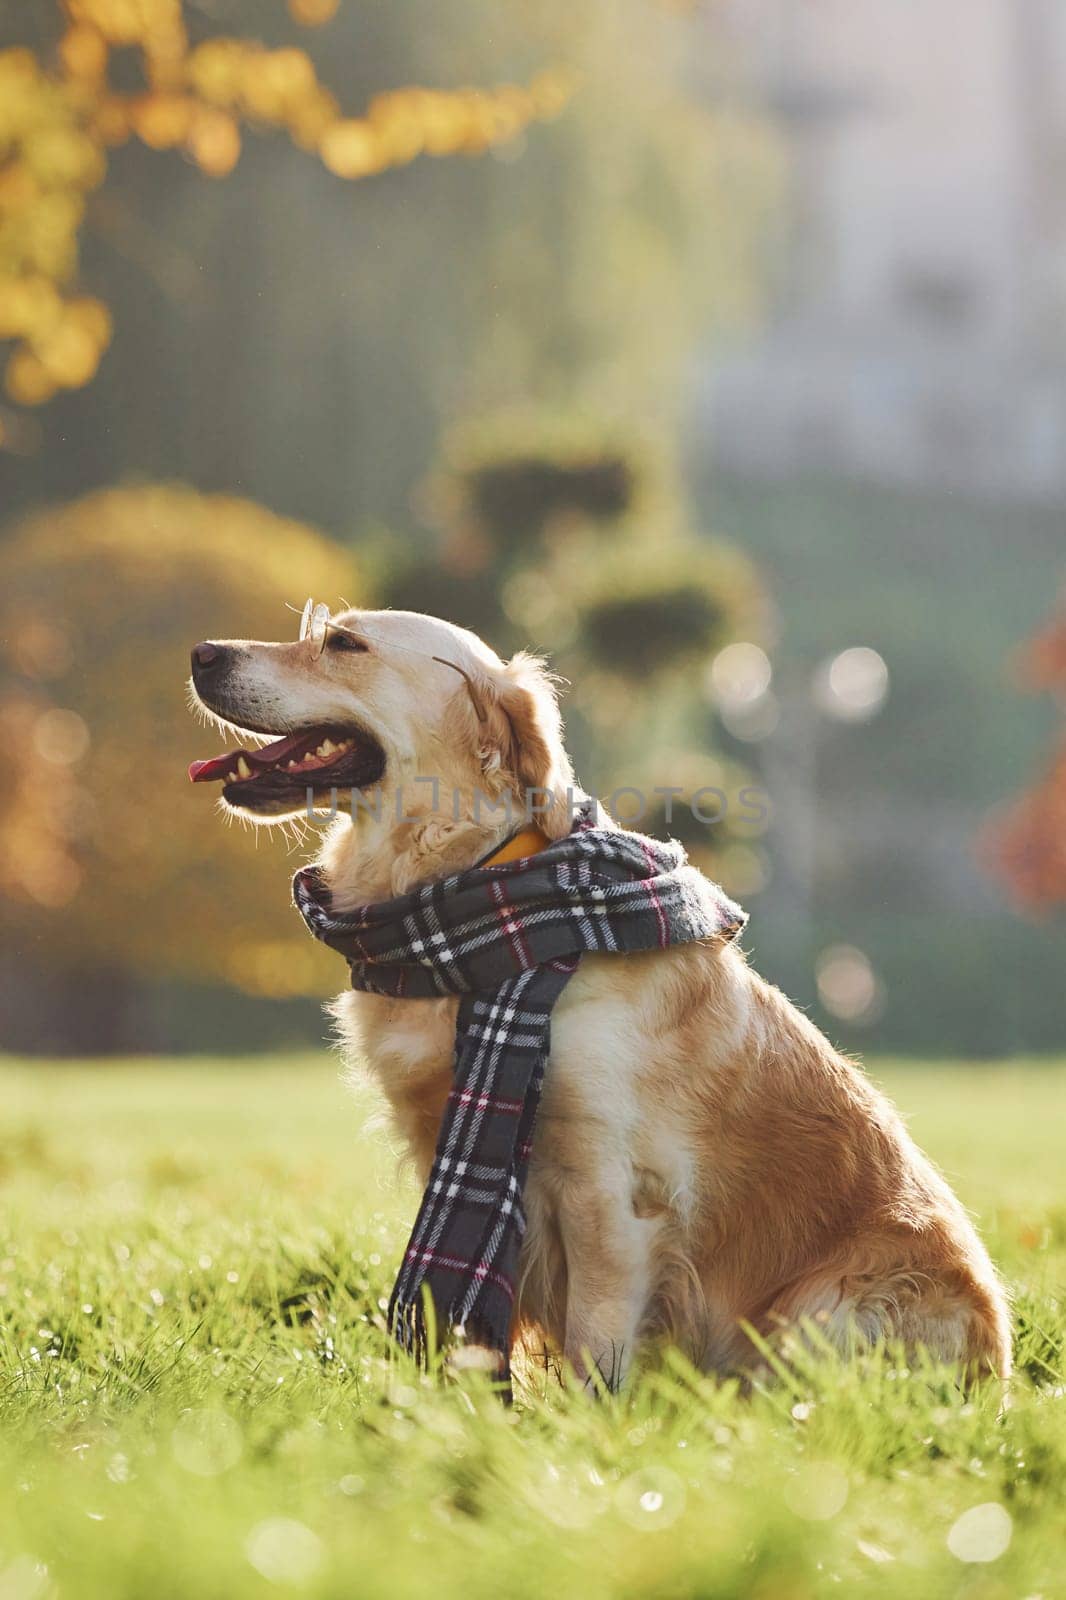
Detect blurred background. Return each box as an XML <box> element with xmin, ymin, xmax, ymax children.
<box><xmin>0</xmin><ymin>0</ymin><xmax>1063</xmax><ymax>1059</ymax></box>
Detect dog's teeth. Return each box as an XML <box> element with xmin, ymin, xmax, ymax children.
<box><xmin>317</xmin><ymin>740</ymin><xmax>335</xmax><ymax>757</ymax></box>
<box><xmin>287</xmin><ymin>760</ymin><xmax>299</xmax><ymax>770</ymax></box>
<box><xmin>236</xmin><ymin>756</ymin><xmax>252</xmax><ymax>779</ymax></box>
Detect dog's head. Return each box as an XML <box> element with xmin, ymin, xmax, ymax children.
<box><xmin>187</xmin><ymin>606</ymin><xmax>574</xmax><ymax>838</ymax></box>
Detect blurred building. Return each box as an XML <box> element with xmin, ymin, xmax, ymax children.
<box><xmin>688</xmin><ymin>0</ymin><xmax>1066</xmax><ymax>1055</ymax></box>
<box><xmin>705</xmin><ymin>0</ymin><xmax>1066</xmax><ymax>500</ymax></box>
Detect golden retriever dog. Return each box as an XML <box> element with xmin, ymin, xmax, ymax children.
<box><xmin>189</xmin><ymin>606</ymin><xmax>1011</xmax><ymax>1386</ymax></box>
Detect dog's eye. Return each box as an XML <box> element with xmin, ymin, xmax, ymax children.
<box><xmin>325</xmin><ymin>629</ymin><xmax>368</xmax><ymax>654</ymax></box>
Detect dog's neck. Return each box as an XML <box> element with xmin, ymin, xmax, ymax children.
<box><xmin>316</xmin><ymin>774</ymin><xmax>550</xmax><ymax>910</ymax></box>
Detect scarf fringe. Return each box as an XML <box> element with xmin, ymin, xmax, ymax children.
<box><xmin>389</xmin><ymin>1288</ymin><xmax>512</xmax><ymax>1398</ymax></box>
<box><xmin>388</xmin><ymin>1285</ymin><xmax>438</xmax><ymax>1371</ymax></box>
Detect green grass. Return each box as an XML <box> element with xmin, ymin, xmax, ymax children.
<box><xmin>1</xmin><ymin>1056</ymin><xmax>1064</xmax><ymax>1600</ymax></box>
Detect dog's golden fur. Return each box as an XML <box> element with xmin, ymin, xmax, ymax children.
<box><xmin>193</xmin><ymin>607</ymin><xmax>1012</xmax><ymax>1385</ymax></box>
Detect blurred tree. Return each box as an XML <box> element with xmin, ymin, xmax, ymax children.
<box><xmin>984</xmin><ymin>604</ymin><xmax>1066</xmax><ymax>909</ymax></box>
<box><xmin>0</xmin><ymin>0</ymin><xmax>778</xmax><ymax>537</ymax></box>
<box><xmin>0</xmin><ymin>484</ymin><xmax>358</xmax><ymax>1049</ymax></box>
<box><xmin>0</xmin><ymin>0</ymin><xmax>573</xmax><ymax>407</ymax></box>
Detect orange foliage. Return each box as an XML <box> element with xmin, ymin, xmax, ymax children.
<box><xmin>0</xmin><ymin>1</ymin><xmax>576</xmax><ymax>407</ymax></box>
<box><xmin>985</xmin><ymin>607</ymin><xmax>1066</xmax><ymax>909</ymax></box>
<box><xmin>1016</xmin><ymin>607</ymin><xmax>1066</xmax><ymax>692</ymax></box>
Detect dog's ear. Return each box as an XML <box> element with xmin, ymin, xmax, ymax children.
<box><xmin>450</xmin><ymin>651</ymin><xmax>573</xmax><ymax>838</ymax></box>
<box><xmin>497</xmin><ymin>652</ymin><xmax>573</xmax><ymax>824</ymax></box>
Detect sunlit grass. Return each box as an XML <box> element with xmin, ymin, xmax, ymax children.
<box><xmin>1</xmin><ymin>1056</ymin><xmax>1064</xmax><ymax>1599</ymax></box>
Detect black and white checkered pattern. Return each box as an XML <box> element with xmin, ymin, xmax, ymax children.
<box><xmin>293</xmin><ymin>798</ymin><xmax>746</xmax><ymax>1394</ymax></box>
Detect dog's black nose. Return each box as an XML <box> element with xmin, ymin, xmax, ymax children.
<box><xmin>191</xmin><ymin>641</ymin><xmax>228</xmax><ymax>676</ymax></box>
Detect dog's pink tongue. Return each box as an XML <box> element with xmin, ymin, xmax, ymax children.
<box><xmin>189</xmin><ymin>754</ymin><xmax>234</xmax><ymax>783</ymax></box>
<box><xmin>188</xmin><ymin>731</ymin><xmax>313</xmax><ymax>784</ymax></box>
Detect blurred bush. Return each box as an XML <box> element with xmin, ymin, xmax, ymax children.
<box><xmin>0</xmin><ymin>484</ymin><xmax>358</xmax><ymax>1049</ymax></box>
<box><xmin>463</xmin><ymin>452</ymin><xmax>636</xmax><ymax>549</ymax></box>
<box><xmin>579</xmin><ymin>560</ymin><xmax>730</xmax><ymax>679</ymax></box>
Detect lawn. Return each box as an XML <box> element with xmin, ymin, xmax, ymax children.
<box><xmin>1</xmin><ymin>1056</ymin><xmax>1063</xmax><ymax>1600</ymax></box>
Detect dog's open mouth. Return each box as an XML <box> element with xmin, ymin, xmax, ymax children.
<box><xmin>189</xmin><ymin>725</ymin><xmax>385</xmax><ymax>812</ymax></box>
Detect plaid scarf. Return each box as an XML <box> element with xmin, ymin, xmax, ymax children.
<box><xmin>292</xmin><ymin>800</ymin><xmax>746</xmax><ymax>1393</ymax></box>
